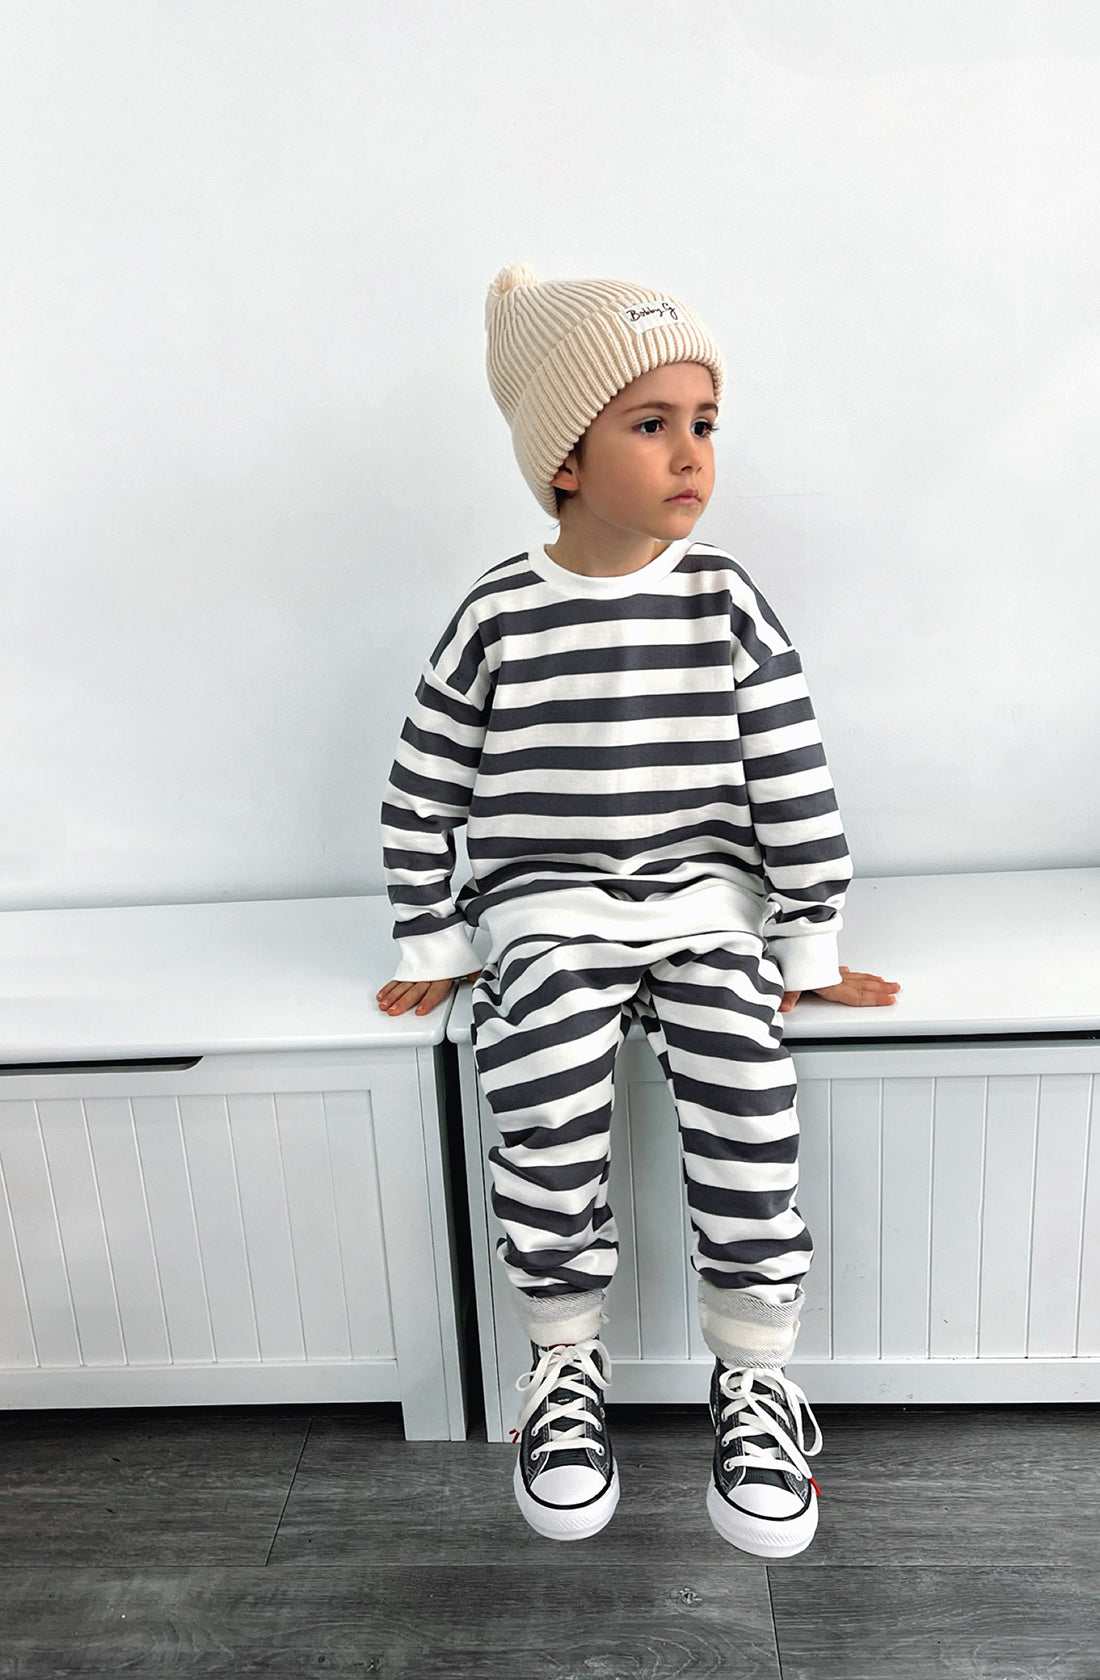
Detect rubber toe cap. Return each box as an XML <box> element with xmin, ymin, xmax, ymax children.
<box><xmin>727</xmin><ymin>1481</ymin><xmax>807</xmax><ymax>1519</ymax></box>
<box><xmin>529</xmin><ymin>1463</ymin><xmax>609</xmax><ymax>1509</ymax></box>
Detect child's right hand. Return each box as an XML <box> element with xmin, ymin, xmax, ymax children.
<box><xmin>376</xmin><ymin>972</ymin><xmax>482</xmax><ymax>1017</ymax></box>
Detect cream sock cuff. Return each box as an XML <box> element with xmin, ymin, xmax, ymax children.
<box><xmin>698</xmin><ymin>1279</ymin><xmax>805</xmax><ymax>1369</ymax></box>
<box><xmin>517</xmin><ymin>1287</ymin><xmax>606</xmax><ymax>1347</ymax></box>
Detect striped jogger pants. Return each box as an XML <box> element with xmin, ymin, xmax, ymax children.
<box><xmin>470</xmin><ymin>925</ymin><xmax>812</xmax><ymax>1369</ymax></box>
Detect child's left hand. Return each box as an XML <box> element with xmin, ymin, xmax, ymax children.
<box><xmin>779</xmin><ymin>965</ymin><xmax>901</xmax><ymax>1014</ymax></box>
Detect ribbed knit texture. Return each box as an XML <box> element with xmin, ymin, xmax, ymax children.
<box><xmin>380</xmin><ymin>538</ymin><xmax>852</xmax><ymax>983</ymax></box>
<box><xmin>485</xmin><ymin>264</ymin><xmax>726</xmax><ymax>516</ymax></box>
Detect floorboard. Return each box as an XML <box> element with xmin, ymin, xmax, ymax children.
<box><xmin>768</xmin><ymin>1565</ymin><xmax>1100</xmax><ymax>1680</ymax></box>
<box><xmin>0</xmin><ymin>1563</ymin><xmax>781</xmax><ymax>1680</ymax></box>
<box><xmin>0</xmin><ymin>1399</ymin><xmax>1094</xmax><ymax>1680</ymax></box>
<box><xmin>0</xmin><ymin>1406</ymin><xmax>311</xmax><ymax>1567</ymax></box>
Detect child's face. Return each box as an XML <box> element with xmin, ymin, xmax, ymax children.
<box><xmin>551</xmin><ymin>362</ymin><xmax>718</xmax><ymax>542</ymax></box>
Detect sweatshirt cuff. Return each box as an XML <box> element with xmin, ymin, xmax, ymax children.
<box><xmin>767</xmin><ymin>930</ymin><xmax>841</xmax><ymax>994</ymax></box>
<box><xmin>391</xmin><ymin>923</ymin><xmax>482</xmax><ymax>983</ymax></box>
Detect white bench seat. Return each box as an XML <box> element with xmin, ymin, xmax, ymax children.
<box><xmin>447</xmin><ymin>867</ymin><xmax>1100</xmax><ymax>1437</ymax></box>
<box><xmin>0</xmin><ymin>896</ymin><xmax>466</xmax><ymax>1440</ymax></box>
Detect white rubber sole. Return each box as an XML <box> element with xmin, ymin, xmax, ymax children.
<box><xmin>706</xmin><ymin>1479</ymin><xmax>818</xmax><ymax>1558</ymax></box>
<box><xmin>514</xmin><ymin>1460</ymin><xmax>620</xmax><ymax>1541</ymax></box>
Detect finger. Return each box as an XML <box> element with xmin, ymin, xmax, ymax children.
<box><xmin>415</xmin><ymin>979</ymin><xmax>454</xmax><ymax>1015</ymax></box>
<box><xmin>383</xmin><ymin>988</ymin><xmax>423</xmax><ymax>1015</ymax></box>
<box><xmin>382</xmin><ymin>981</ymin><xmax>429</xmax><ymax>1015</ymax></box>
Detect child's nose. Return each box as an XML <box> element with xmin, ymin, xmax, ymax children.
<box><xmin>675</xmin><ymin>431</ymin><xmax>706</xmax><ymax>467</ymax></box>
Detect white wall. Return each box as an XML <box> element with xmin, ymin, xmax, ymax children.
<box><xmin>3</xmin><ymin>0</ymin><xmax>1098</xmax><ymax>912</ymax></box>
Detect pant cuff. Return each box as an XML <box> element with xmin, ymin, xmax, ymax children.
<box><xmin>698</xmin><ymin>1278</ymin><xmax>804</xmax><ymax>1369</ymax></box>
<box><xmin>516</xmin><ymin>1288</ymin><xmax>606</xmax><ymax>1347</ymax></box>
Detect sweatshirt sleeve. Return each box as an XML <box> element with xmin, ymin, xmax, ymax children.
<box><xmin>380</xmin><ymin>614</ymin><xmax>492</xmax><ymax>983</ymax></box>
<box><xmin>734</xmin><ymin>635</ymin><xmax>853</xmax><ymax>994</ymax></box>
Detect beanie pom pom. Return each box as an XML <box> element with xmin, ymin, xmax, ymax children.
<box><xmin>485</xmin><ymin>262</ymin><xmax>538</xmax><ymax>329</ymax></box>
<box><xmin>490</xmin><ymin>261</ymin><xmax>537</xmax><ymax>296</ymax></box>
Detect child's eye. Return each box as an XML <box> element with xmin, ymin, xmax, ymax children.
<box><xmin>636</xmin><ymin>417</ymin><xmax>719</xmax><ymax>437</ymax></box>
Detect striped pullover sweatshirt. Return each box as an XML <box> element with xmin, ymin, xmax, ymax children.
<box><xmin>381</xmin><ymin>533</ymin><xmax>853</xmax><ymax>993</ymax></box>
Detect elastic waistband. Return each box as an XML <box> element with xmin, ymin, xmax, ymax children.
<box><xmin>478</xmin><ymin>879</ymin><xmax>766</xmax><ymax>958</ymax></box>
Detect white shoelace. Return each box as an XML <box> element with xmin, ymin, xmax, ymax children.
<box><xmin>716</xmin><ymin>1366</ymin><xmax>823</xmax><ymax>1483</ymax></box>
<box><xmin>513</xmin><ymin>1338</ymin><xmax>611</xmax><ymax>1464</ymax></box>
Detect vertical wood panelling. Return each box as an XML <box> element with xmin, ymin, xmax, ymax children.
<box><xmin>324</xmin><ymin>1090</ymin><xmax>394</xmax><ymax>1361</ymax></box>
<box><xmin>794</xmin><ymin>1078</ymin><xmax>832</xmax><ymax>1357</ymax></box>
<box><xmin>274</xmin><ymin>1092</ymin><xmax>352</xmax><ymax>1361</ymax></box>
<box><xmin>460</xmin><ymin>1051</ymin><xmax>510</xmax><ymax>1440</ymax></box>
<box><xmin>929</xmin><ymin>1078</ymin><xmax>986</xmax><ymax>1357</ymax></box>
<box><xmin>413</xmin><ymin>1047</ymin><xmax>467</xmax><ymax>1440</ymax></box>
<box><xmin>0</xmin><ymin>1051</ymin><xmax>459</xmax><ymax>1435</ymax></box>
<box><xmin>830</xmin><ymin>1079</ymin><xmax>881</xmax><ymax>1358</ymax></box>
<box><xmin>0</xmin><ymin>1110</ymin><xmax>40</xmax><ymax>1367</ymax></box>
<box><xmin>178</xmin><ymin>1096</ymin><xmax>260</xmax><ymax>1362</ymax></box>
<box><xmin>1077</xmin><ymin>1077</ymin><xmax>1100</xmax><ymax>1356</ymax></box>
<box><xmin>880</xmin><ymin>1078</ymin><xmax>935</xmax><ymax>1358</ymax></box>
<box><xmin>83</xmin><ymin>1099</ymin><xmax>171</xmax><ymax>1366</ymax></box>
<box><xmin>686</xmin><ymin>1201</ymin><xmax>711</xmax><ymax>1364</ymax></box>
<box><xmin>630</xmin><ymin>1081</ymin><xmax>691</xmax><ymax>1359</ymax></box>
<box><xmin>1028</xmin><ymin>1075</ymin><xmax>1093</xmax><ymax>1356</ymax></box>
<box><xmin>978</xmin><ymin>1077</ymin><xmax>1039</xmax><ymax>1356</ymax></box>
<box><xmin>606</xmin><ymin>1083</ymin><xmax>642</xmax><ymax>1359</ymax></box>
<box><xmin>370</xmin><ymin>1056</ymin><xmax>454</xmax><ymax>1437</ymax></box>
<box><xmin>131</xmin><ymin>1097</ymin><xmax>216</xmax><ymax>1364</ymax></box>
<box><xmin>36</xmin><ymin>1101</ymin><xmax>125</xmax><ymax>1365</ymax></box>
<box><xmin>222</xmin><ymin>1094</ymin><xmax>305</xmax><ymax>1363</ymax></box>
<box><xmin>479</xmin><ymin>1091</ymin><xmax>535</xmax><ymax>1410</ymax></box>
<box><xmin>469</xmin><ymin>1039</ymin><xmax>1100</xmax><ymax>1430</ymax></box>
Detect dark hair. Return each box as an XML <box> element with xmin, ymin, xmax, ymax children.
<box><xmin>552</xmin><ymin>431</ymin><xmax>585</xmax><ymax>513</ymax></box>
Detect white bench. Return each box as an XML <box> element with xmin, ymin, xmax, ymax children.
<box><xmin>0</xmin><ymin>896</ymin><xmax>466</xmax><ymax>1440</ymax></box>
<box><xmin>448</xmin><ymin>867</ymin><xmax>1100</xmax><ymax>1440</ymax></box>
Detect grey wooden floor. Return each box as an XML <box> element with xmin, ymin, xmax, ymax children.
<box><xmin>0</xmin><ymin>1397</ymin><xmax>1096</xmax><ymax>1679</ymax></box>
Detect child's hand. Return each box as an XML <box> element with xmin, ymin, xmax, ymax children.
<box><xmin>376</xmin><ymin>972</ymin><xmax>482</xmax><ymax>1017</ymax></box>
<box><xmin>778</xmin><ymin>966</ymin><xmax>901</xmax><ymax>1014</ymax></box>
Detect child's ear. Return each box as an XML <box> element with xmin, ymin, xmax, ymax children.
<box><xmin>551</xmin><ymin>452</ymin><xmax>580</xmax><ymax>491</ymax></box>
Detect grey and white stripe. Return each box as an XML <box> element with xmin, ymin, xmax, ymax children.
<box><xmin>381</xmin><ymin>539</ymin><xmax>853</xmax><ymax>982</ymax></box>
<box><xmin>471</xmin><ymin>927</ymin><xmax>813</xmax><ymax>1307</ymax></box>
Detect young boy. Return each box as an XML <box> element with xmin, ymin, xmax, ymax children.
<box><xmin>377</xmin><ymin>263</ymin><xmax>899</xmax><ymax>1557</ymax></box>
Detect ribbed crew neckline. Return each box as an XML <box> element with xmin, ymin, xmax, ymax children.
<box><xmin>525</xmin><ymin>535</ymin><xmax>697</xmax><ymax>597</ymax></box>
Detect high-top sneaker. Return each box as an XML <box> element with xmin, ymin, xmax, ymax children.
<box><xmin>511</xmin><ymin>1337</ymin><xmax>619</xmax><ymax>1541</ymax></box>
<box><xmin>707</xmin><ymin>1361</ymin><xmax>823</xmax><ymax>1558</ymax></box>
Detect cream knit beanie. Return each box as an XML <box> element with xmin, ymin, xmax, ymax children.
<box><xmin>485</xmin><ymin>262</ymin><xmax>726</xmax><ymax>518</ymax></box>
